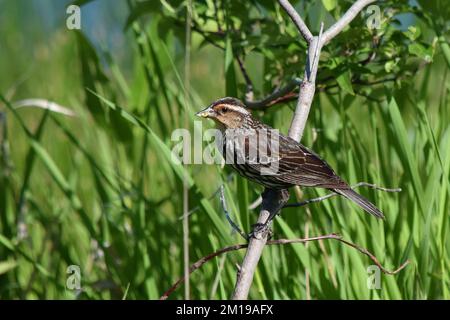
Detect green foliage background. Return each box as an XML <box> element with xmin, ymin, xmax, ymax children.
<box><xmin>0</xmin><ymin>0</ymin><xmax>448</xmax><ymax>299</ymax></box>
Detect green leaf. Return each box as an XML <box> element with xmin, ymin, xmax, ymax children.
<box><xmin>438</xmin><ymin>36</ymin><xmax>450</xmax><ymax>68</ymax></box>
<box><xmin>321</xmin><ymin>0</ymin><xmax>337</xmax><ymax>11</ymax></box>
<box><xmin>0</xmin><ymin>95</ymin><xmax>98</xmax><ymax>240</ymax></box>
<box><xmin>0</xmin><ymin>260</ymin><xmax>17</xmax><ymax>275</ymax></box>
<box><xmin>87</xmin><ymin>89</ymin><xmax>194</xmax><ymax>188</ymax></box>
<box><xmin>384</xmin><ymin>60</ymin><xmax>398</xmax><ymax>73</ymax></box>
<box><xmin>125</xmin><ymin>1</ymin><xmax>163</xmax><ymax>30</ymax></box>
<box><xmin>336</xmin><ymin>70</ymin><xmax>355</xmax><ymax>95</ymax></box>
<box><xmin>403</xmin><ymin>26</ymin><xmax>421</xmax><ymax>41</ymax></box>
<box><xmin>0</xmin><ymin>233</ymin><xmax>14</xmax><ymax>251</ymax></box>
<box><xmin>408</xmin><ymin>43</ymin><xmax>433</xmax><ymax>62</ymax></box>
<box><xmin>76</xmin><ymin>31</ymin><xmax>133</xmax><ymax>143</ymax></box>
<box><xmin>387</xmin><ymin>97</ymin><xmax>425</xmax><ymax>214</ymax></box>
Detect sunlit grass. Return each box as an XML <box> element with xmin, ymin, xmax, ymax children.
<box><xmin>0</xmin><ymin>1</ymin><xmax>448</xmax><ymax>300</ymax></box>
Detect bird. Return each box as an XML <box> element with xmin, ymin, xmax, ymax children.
<box><xmin>196</xmin><ymin>97</ymin><xmax>384</xmax><ymax>221</ymax></box>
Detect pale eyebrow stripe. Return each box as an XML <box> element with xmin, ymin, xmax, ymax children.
<box><xmin>216</xmin><ymin>103</ymin><xmax>250</xmax><ymax>114</ymax></box>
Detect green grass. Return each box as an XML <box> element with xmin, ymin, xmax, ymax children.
<box><xmin>0</xmin><ymin>2</ymin><xmax>449</xmax><ymax>300</ymax></box>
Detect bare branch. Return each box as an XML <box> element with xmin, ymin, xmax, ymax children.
<box><xmin>160</xmin><ymin>233</ymin><xmax>409</xmax><ymax>300</ymax></box>
<box><xmin>284</xmin><ymin>192</ymin><xmax>337</xmax><ymax>209</ymax></box>
<box><xmin>278</xmin><ymin>0</ymin><xmax>313</xmax><ymax>43</ymax></box>
<box><xmin>287</xmin><ymin>81</ymin><xmax>316</xmax><ymax>141</ymax></box>
<box><xmin>336</xmin><ymin>238</ymin><xmax>410</xmax><ymax>275</ymax></box>
<box><xmin>220</xmin><ymin>186</ymin><xmax>248</xmax><ymax>240</ymax></box>
<box><xmin>309</xmin><ymin>22</ymin><xmax>324</xmax><ymax>83</ymax></box>
<box><xmin>236</xmin><ymin>55</ymin><xmax>255</xmax><ymax>102</ymax></box>
<box><xmin>288</xmin><ymin>22</ymin><xmax>323</xmax><ymax>141</ymax></box>
<box><xmin>231</xmin><ymin>0</ymin><xmax>392</xmax><ymax>300</ymax></box>
<box><xmin>245</xmin><ymin>78</ymin><xmax>302</xmax><ymax>110</ymax></box>
<box><xmin>231</xmin><ymin>189</ymin><xmax>290</xmax><ymax>300</ymax></box>
<box><xmin>285</xmin><ymin>182</ymin><xmax>402</xmax><ymax>208</ymax></box>
<box><xmin>178</xmin><ymin>174</ymin><xmax>234</xmax><ymax>220</ymax></box>
<box><xmin>351</xmin><ymin>182</ymin><xmax>402</xmax><ymax>193</ymax></box>
<box><xmin>321</xmin><ymin>0</ymin><xmax>376</xmax><ymax>45</ymax></box>
<box><xmin>182</xmin><ymin>0</ymin><xmax>193</xmax><ymax>299</ymax></box>
<box><xmin>250</xmin><ymin>182</ymin><xmax>401</xmax><ymax>211</ymax></box>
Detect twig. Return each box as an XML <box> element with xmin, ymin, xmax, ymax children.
<box><xmin>287</xmin><ymin>18</ymin><xmax>323</xmax><ymax>140</ymax></box>
<box><xmin>160</xmin><ymin>233</ymin><xmax>409</xmax><ymax>299</ymax></box>
<box><xmin>309</xmin><ymin>22</ymin><xmax>324</xmax><ymax>83</ymax></box>
<box><xmin>236</xmin><ymin>51</ymin><xmax>302</xmax><ymax>109</ymax></box>
<box><xmin>182</xmin><ymin>0</ymin><xmax>193</xmax><ymax>300</ymax></box>
<box><xmin>220</xmin><ymin>186</ymin><xmax>248</xmax><ymax>240</ymax></box>
<box><xmin>231</xmin><ymin>188</ymin><xmax>290</xmax><ymax>299</ymax></box>
<box><xmin>249</xmin><ymin>182</ymin><xmax>400</xmax><ymax>211</ymax></box>
<box><xmin>336</xmin><ymin>238</ymin><xmax>410</xmax><ymax>275</ymax></box>
<box><xmin>321</xmin><ymin>0</ymin><xmax>377</xmax><ymax>45</ymax></box>
<box><xmin>178</xmin><ymin>174</ymin><xmax>234</xmax><ymax>220</ymax></box>
<box><xmin>232</xmin><ymin>0</ymin><xmax>382</xmax><ymax>300</ymax></box>
<box><xmin>278</xmin><ymin>0</ymin><xmax>313</xmax><ymax>43</ymax></box>
<box><xmin>173</xmin><ymin>19</ymin><xmax>225</xmax><ymax>50</ymax></box>
<box><xmin>245</xmin><ymin>78</ymin><xmax>302</xmax><ymax>110</ymax></box>
<box><xmin>284</xmin><ymin>182</ymin><xmax>402</xmax><ymax>208</ymax></box>
<box><xmin>213</xmin><ymin>0</ymin><xmax>222</xmax><ymax>32</ymax></box>
<box><xmin>236</xmin><ymin>55</ymin><xmax>255</xmax><ymax>102</ymax></box>
<box><xmin>176</xmin><ymin>12</ymin><xmax>301</xmax><ymax>110</ymax></box>
<box><xmin>283</xmin><ymin>192</ymin><xmax>337</xmax><ymax>208</ymax></box>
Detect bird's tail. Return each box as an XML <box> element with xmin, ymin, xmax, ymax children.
<box><xmin>333</xmin><ymin>188</ymin><xmax>385</xmax><ymax>219</ymax></box>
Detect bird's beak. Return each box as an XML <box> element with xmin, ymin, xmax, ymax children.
<box><xmin>196</xmin><ymin>106</ymin><xmax>216</xmax><ymax>118</ymax></box>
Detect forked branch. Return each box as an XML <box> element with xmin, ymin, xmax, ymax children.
<box><xmin>278</xmin><ymin>0</ymin><xmax>313</xmax><ymax>43</ymax></box>
<box><xmin>321</xmin><ymin>0</ymin><xmax>377</xmax><ymax>45</ymax></box>
<box><xmin>231</xmin><ymin>0</ymin><xmax>386</xmax><ymax>300</ymax></box>
<box><xmin>160</xmin><ymin>233</ymin><xmax>409</xmax><ymax>300</ymax></box>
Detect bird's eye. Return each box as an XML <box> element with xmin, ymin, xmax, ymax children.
<box><xmin>222</xmin><ymin>107</ymin><xmax>228</xmax><ymax>113</ymax></box>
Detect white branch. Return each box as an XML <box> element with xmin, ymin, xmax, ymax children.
<box><xmin>287</xmin><ymin>81</ymin><xmax>315</xmax><ymax>141</ymax></box>
<box><xmin>288</xmin><ymin>22</ymin><xmax>324</xmax><ymax>141</ymax></box>
<box><xmin>231</xmin><ymin>189</ymin><xmax>289</xmax><ymax>300</ymax></box>
<box><xmin>309</xmin><ymin>22</ymin><xmax>324</xmax><ymax>83</ymax></box>
<box><xmin>278</xmin><ymin>0</ymin><xmax>313</xmax><ymax>43</ymax></box>
<box><xmin>321</xmin><ymin>0</ymin><xmax>376</xmax><ymax>45</ymax></box>
<box><xmin>232</xmin><ymin>0</ymin><xmax>378</xmax><ymax>300</ymax></box>
<box><xmin>231</xmin><ymin>209</ymin><xmax>270</xmax><ymax>299</ymax></box>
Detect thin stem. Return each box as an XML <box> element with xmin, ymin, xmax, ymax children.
<box><xmin>179</xmin><ymin>174</ymin><xmax>234</xmax><ymax>220</ymax></box>
<box><xmin>232</xmin><ymin>0</ymin><xmax>388</xmax><ymax>300</ymax></box>
<box><xmin>278</xmin><ymin>0</ymin><xmax>313</xmax><ymax>43</ymax></box>
<box><xmin>309</xmin><ymin>22</ymin><xmax>324</xmax><ymax>83</ymax></box>
<box><xmin>231</xmin><ymin>189</ymin><xmax>289</xmax><ymax>300</ymax></box>
<box><xmin>160</xmin><ymin>233</ymin><xmax>409</xmax><ymax>300</ymax></box>
<box><xmin>220</xmin><ymin>186</ymin><xmax>248</xmax><ymax>240</ymax></box>
<box><xmin>321</xmin><ymin>0</ymin><xmax>377</xmax><ymax>45</ymax></box>
<box><xmin>182</xmin><ymin>0</ymin><xmax>193</xmax><ymax>300</ymax></box>
<box><xmin>285</xmin><ymin>182</ymin><xmax>402</xmax><ymax>208</ymax></box>
<box><xmin>245</xmin><ymin>78</ymin><xmax>302</xmax><ymax>109</ymax></box>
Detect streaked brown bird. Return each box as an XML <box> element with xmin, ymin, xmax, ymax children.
<box><xmin>196</xmin><ymin>97</ymin><xmax>384</xmax><ymax>220</ymax></box>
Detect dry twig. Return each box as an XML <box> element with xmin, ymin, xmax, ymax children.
<box><xmin>160</xmin><ymin>233</ymin><xmax>409</xmax><ymax>300</ymax></box>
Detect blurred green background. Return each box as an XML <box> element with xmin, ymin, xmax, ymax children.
<box><xmin>0</xmin><ymin>0</ymin><xmax>448</xmax><ymax>299</ymax></box>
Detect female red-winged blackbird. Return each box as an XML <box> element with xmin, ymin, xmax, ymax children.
<box><xmin>196</xmin><ymin>97</ymin><xmax>384</xmax><ymax>219</ymax></box>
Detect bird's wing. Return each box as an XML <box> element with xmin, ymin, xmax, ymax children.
<box><xmin>242</xmin><ymin>132</ymin><xmax>348</xmax><ymax>188</ymax></box>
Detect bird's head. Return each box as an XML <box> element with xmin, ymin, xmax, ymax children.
<box><xmin>196</xmin><ymin>97</ymin><xmax>251</xmax><ymax>129</ymax></box>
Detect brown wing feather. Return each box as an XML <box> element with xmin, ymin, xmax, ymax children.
<box><xmin>277</xmin><ymin>135</ymin><xmax>348</xmax><ymax>188</ymax></box>
<box><xmin>221</xmin><ymin>121</ymin><xmax>384</xmax><ymax>219</ymax></box>
<box><xmin>236</xmin><ymin>129</ymin><xmax>349</xmax><ymax>189</ymax></box>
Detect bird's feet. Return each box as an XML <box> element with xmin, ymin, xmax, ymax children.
<box><xmin>248</xmin><ymin>222</ymin><xmax>273</xmax><ymax>240</ymax></box>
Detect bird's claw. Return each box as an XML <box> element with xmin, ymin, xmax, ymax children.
<box><xmin>248</xmin><ymin>222</ymin><xmax>272</xmax><ymax>240</ymax></box>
